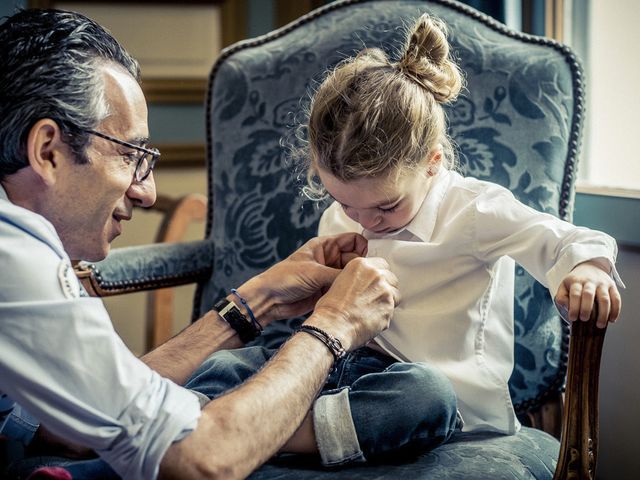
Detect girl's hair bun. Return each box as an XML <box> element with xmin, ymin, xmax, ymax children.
<box><xmin>396</xmin><ymin>13</ymin><xmax>463</xmax><ymax>103</ymax></box>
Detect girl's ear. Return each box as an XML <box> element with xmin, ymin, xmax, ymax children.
<box><xmin>26</xmin><ymin>118</ymin><xmax>69</xmax><ymax>186</ymax></box>
<box><xmin>426</xmin><ymin>146</ymin><xmax>443</xmax><ymax>177</ymax></box>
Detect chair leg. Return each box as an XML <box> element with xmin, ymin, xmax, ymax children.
<box><xmin>553</xmin><ymin>307</ymin><xmax>606</xmax><ymax>480</ymax></box>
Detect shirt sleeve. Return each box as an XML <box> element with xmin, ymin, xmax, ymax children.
<box><xmin>0</xmin><ymin>208</ymin><xmax>202</xmax><ymax>479</ymax></box>
<box><xmin>472</xmin><ymin>184</ymin><xmax>624</xmax><ymax>297</ymax></box>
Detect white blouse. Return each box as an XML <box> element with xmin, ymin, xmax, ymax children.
<box><xmin>319</xmin><ymin>169</ymin><xmax>622</xmax><ymax>434</ymax></box>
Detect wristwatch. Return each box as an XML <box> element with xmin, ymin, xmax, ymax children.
<box><xmin>213</xmin><ymin>298</ymin><xmax>260</xmax><ymax>343</ymax></box>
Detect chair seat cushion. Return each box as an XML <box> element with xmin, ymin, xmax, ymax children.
<box><xmin>250</xmin><ymin>427</ymin><xmax>559</xmax><ymax>480</ymax></box>
<box><xmin>4</xmin><ymin>428</ymin><xmax>558</xmax><ymax>479</ymax></box>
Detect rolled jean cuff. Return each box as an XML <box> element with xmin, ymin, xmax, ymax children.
<box><xmin>1</xmin><ymin>405</ymin><xmax>39</xmax><ymax>445</ymax></box>
<box><xmin>313</xmin><ymin>387</ymin><xmax>365</xmax><ymax>466</ymax></box>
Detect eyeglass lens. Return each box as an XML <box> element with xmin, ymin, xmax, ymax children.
<box><xmin>134</xmin><ymin>150</ymin><xmax>158</xmax><ymax>182</ymax></box>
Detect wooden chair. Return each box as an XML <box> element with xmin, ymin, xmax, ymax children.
<box><xmin>144</xmin><ymin>193</ymin><xmax>207</xmax><ymax>350</ymax></box>
<box><xmin>77</xmin><ymin>0</ymin><xmax>605</xmax><ymax>477</ymax></box>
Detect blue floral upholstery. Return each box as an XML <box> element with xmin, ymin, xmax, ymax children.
<box><xmin>199</xmin><ymin>0</ymin><xmax>582</xmax><ymax>412</ymax></box>
<box><xmin>191</xmin><ymin>0</ymin><xmax>584</xmax><ymax>477</ymax></box>
<box><xmin>250</xmin><ymin>429</ymin><xmax>559</xmax><ymax>480</ymax></box>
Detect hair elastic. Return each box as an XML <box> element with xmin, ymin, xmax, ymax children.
<box><xmin>230</xmin><ymin>289</ymin><xmax>262</xmax><ymax>333</ymax></box>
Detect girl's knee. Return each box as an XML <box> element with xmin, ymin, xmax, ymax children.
<box><xmin>388</xmin><ymin>363</ymin><xmax>458</xmax><ymax>424</ymax></box>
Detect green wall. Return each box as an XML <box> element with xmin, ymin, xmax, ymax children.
<box><xmin>574</xmin><ymin>193</ymin><xmax>640</xmax><ymax>248</ymax></box>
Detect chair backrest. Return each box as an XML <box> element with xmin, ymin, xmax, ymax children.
<box><xmin>196</xmin><ymin>0</ymin><xmax>583</xmax><ymax>417</ymax></box>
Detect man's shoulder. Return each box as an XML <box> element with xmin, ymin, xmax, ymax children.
<box><xmin>0</xmin><ymin>198</ymin><xmax>64</xmax><ymax>254</ymax></box>
<box><xmin>0</xmin><ymin>200</ymin><xmax>77</xmax><ymax>302</ymax></box>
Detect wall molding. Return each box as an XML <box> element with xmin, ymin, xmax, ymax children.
<box><xmin>155</xmin><ymin>143</ymin><xmax>206</xmax><ymax>168</ymax></box>
<box><xmin>143</xmin><ymin>78</ymin><xmax>208</xmax><ymax>104</ymax></box>
<box><xmin>576</xmin><ymin>184</ymin><xmax>640</xmax><ymax>200</ymax></box>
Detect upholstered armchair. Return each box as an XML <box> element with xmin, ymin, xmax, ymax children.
<box><xmin>77</xmin><ymin>0</ymin><xmax>603</xmax><ymax>478</ymax></box>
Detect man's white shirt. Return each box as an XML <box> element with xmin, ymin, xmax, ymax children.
<box><xmin>0</xmin><ymin>184</ymin><xmax>202</xmax><ymax>479</ymax></box>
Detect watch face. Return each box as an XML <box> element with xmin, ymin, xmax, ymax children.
<box><xmin>214</xmin><ymin>298</ymin><xmax>231</xmax><ymax>311</ymax></box>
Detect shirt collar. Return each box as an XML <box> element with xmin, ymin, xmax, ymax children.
<box><xmin>404</xmin><ymin>169</ymin><xmax>452</xmax><ymax>242</ymax></box>
<box><xmin>0</xmin><ymin>181</ymin><xmax>67</xmax><ymax>259</ymax></box>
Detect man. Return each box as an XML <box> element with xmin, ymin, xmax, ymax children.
<box><xmin>0</xmin><ymin>9</ymin><xmax>399</xmax><ymax>479</ymax></box>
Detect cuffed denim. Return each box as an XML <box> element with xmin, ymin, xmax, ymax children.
<box><xmin>0</xmin><ymin>404</ymin><xmax>39</xmax><ymax>446</ymax></box>
<box><xmin>186</xmin><ymin>345</ymin><xmax>460</xmax><ymax>466</ymax></box>
<box><xmin>314</xmin><ymin>388</ymin><xmax>364</xmax><ymax>465</ymax></box>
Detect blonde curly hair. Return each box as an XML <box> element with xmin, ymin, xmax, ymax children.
<box><xmin>302</xmin><ymin>14</ymin><xmax>463</xmax><ymax>199</ymax></box>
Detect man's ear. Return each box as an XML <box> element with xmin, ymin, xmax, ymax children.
<box><xmin>26</xmin><ymin>119</ymin><xmax>70</xmax><ymax>186</ymax></box>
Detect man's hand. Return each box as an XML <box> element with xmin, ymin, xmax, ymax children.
<box><xmin>307</xmin><ymin>256</ymin><xmax>400</xmax><ymax>351</ymax></box>
<box><xmin>237</xmin><ymin>233</ymin><xmax>368</xmax><ymax>324</ymax></box>
<box><xmin>555</xmin><ymin>260</ymin><xmax>622</xmax><ymax>329</ymax></box>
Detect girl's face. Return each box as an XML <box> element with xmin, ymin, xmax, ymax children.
<box><xmin>318</xmin><ymin>165</ymin><xmax>432</xmax><ymax>234</ymax></box>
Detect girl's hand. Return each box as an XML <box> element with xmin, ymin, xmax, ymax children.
<box><xmin>555</xmin><ymin>260</ymin><xmax>622</xmax><ymax>328</ymax></box>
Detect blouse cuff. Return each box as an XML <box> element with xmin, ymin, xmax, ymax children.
<box><xmin>546</xmin><ymin>244</ymin><xmax>625</xmax><ymax>297</ymax></box>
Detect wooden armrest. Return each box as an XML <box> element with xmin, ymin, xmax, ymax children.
<box><xmin>554</xmin><ymin>306</ymin><xmax>606</xmax><ymax>480</ymax></box>
<box><xmin>148</xmin><ymin>193</ymin><xmax>207</xmax><ymax>243</ymax></box>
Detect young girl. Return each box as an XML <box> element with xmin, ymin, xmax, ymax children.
<box><xmin>186</xmin><ymin>13</ymin><xmax>623</xmax><ymax>467</ymax></box>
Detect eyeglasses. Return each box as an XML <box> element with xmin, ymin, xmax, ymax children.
<box><xmin>83</xmin><ymin>129</ymin><xmax>160</xmax><ymax>182</ymax></box>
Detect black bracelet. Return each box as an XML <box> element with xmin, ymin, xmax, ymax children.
<box><xmin>296</xmin><ymin>325</ymin><xmax>346</xmax><ymax>365</ymax></box>
<box><xmin>213</xmin><ymin>298</ymin><xmax>261</xmax><ymax>343</ymax></box>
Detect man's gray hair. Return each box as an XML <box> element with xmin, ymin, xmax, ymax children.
<box><xmin>0</xmin><ymin>9</ymin><xmax>140</xmax><ymax>179</ymax></box>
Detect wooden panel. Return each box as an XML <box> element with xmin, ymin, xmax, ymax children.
<box><xmin>27</xmin><ymin>1</ymin><xmax>246</xmax><ymax>103</ymax></box>
<box><xmin>275</xmin><ymin>0</ymin><xmax>326</xmax><ymax>28</ymax></box>
<box><xmin>155</xmin><ymin>143</ymin><xmax>206</xmax><ymax>168</ymax></box>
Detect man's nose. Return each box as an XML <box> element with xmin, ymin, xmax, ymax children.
<box><xmin>127</xmin><ymin>172</ymin><xmax>157</xmax><ymax>208</ymax></box>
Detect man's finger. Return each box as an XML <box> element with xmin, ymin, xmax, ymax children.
<box><xmin>363</xmin><ymin>257</ymin><xmax>390</xmax><ymax>270</ymax></box>
<box><xmin>391</xmin><ymin>284</ymin><xmax>401</xmax><ymax>307</ymax></box>
<box><xmin>309</xmin><ymin>264</ymin><xmax>342</xmax><ymax>290</ymax></box>
<box><xmin>340</xmin><ymin>252</ymin><xmax>361</xmax><ymax>265</ymax></box>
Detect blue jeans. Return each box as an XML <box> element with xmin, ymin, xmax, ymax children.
<box><xmin>185</xmin><ymin>345</ymin><xmax>461</xmax><ymax>466</ymax></box>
